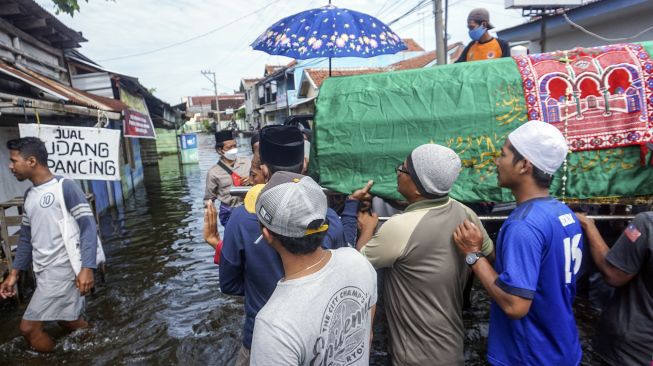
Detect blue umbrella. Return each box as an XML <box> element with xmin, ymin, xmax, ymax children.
<box><xmin>251</xmin><ymin>4</ymin><xmax>406</xmax><ymax>75</ymax></box>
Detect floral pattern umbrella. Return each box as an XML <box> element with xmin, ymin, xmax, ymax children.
<box><xmin>251</xmin><ymin>4</ymin><xmax>406</xmax><ymax>70</ymax></box>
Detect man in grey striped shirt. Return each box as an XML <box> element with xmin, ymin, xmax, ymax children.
<box><xmin>0</xmin><ymin>137</ymin><xmax>97</xmax><ymax>352</ymax></box>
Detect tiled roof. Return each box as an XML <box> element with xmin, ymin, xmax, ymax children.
<box><xmin>265</xmin><ymin>64</ymin><xmax>285</xmax><ymax>75</ymax></box>
<box><xmin>401</xmin><ymin>38</ymin><xmax>425</xmax><ymax>52</ymax></box>
<box><xmin>390</xmin><ymin>42</ymin><xmax>465</xmax><ymax>70</ymax></box>
<box><xmin>305</xmin><ymin>67</ymin><xmax>391</xmax><ymax>88</ymax></box>
<box><xmin>391</xmin><ymin>51</ymin><xmax>437</xmax><ymax>70</ymax></box>
<box><xmin>0</xmin><ymin>60</ymin><xmax>126</xmax><ymax>112</ymax></box>
<box><xmin>189</xmin><ymin>94</ymin><xmax>245</xmax><ymax>111</ymax></box>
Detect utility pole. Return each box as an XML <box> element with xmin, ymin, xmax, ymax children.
<box><xmin>201</xmin><ymin>70</ymin><xmax>221</xmax><ymax>131</ymax></box>
<box><xmin>433</xmin><ymin>0</ymin><xmax>446</xmax><ymax>65</ymax></box>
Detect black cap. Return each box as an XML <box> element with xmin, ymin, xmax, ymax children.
<box><xmin>259</xmin><ymin>125</ymin><xmax>304</xmax><ymax>167</ymax></box>
<box><xmin>215</xmin><ymin>130</ymin><xmax>234</xmax><ymax>146</ymax></box>
<box><xmin>250</xmin><ymin>131</ymin><xmax>261</xmax><ymax>148</ymax></box>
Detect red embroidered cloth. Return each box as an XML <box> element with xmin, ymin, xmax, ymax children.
<box><xmin>514</xmin><ymin>43</ymin><xmax>653</xmax><ymax>153</ymax></box>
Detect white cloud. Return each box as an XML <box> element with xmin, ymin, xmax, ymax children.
<box><xmin>38</xmin><ymin>0</ymin><xmax>526</xmax><ymax>104</ymax></box>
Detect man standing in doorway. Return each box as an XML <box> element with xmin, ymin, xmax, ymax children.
<box><xmin>0</xmin><ymin>137</ymin><xmax>97</xmax><ymax>352</ymax></box>
<box><xmin>204</xmin><ymin>130</ymin><xmax>250</xmax><ymax>226</ymax></box>
<box><xmin>456</xmin><ymin>8</ymin><xmax>510</xmax><ymax>62</ymax></box>
<box><xmin>453</xmin><ymin>121</ymin><xmax>583</xmax><ymax>365</ymax></box>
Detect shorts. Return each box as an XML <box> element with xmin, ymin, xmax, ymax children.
<box><xmin>23</xmin><ymin>262</ymin><xmax>84</xmax><ymax>322</ymax></box>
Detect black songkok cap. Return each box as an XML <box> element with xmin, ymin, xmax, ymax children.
<box><xmin>250</xmin><ymin>131</ymin><xmax>261</xmax><ymax>148</ymax></box>
<box><xmin>259</xmin><ymin>125</ymin><xmax>304</xmax><ymax>167</ymax></box>
<box><xmin>215</xmin><ymin>130</ymin><xmax>234</xmax><ymax>146</ymax></box>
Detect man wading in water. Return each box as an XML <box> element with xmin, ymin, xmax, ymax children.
<box><xmin>0</xmin><ymin>137</ymin><xmax>98</xmax><ymax>352</ymax></box>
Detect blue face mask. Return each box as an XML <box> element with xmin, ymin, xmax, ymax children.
<box><xmin>469</xmin><ymin>25</ymin><xmax>486</xmax><ymax>41</ymax></box>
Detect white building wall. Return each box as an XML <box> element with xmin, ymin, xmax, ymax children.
<box><xmin>0</xmin><ymin>127</ymin><xmax>33</xmax><ymax>204</ymax></box>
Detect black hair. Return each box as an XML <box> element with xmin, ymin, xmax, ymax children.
<box><xmin>266</xmin><ymin>161</ymin><xmax>304</xmax><ymax>175</ymax></box>
<box><xmin>508</xmin><ymin>144</ymin><xmax>554</xmax><ymax>188</ymax></box>
<box><xmin>215</xmin><ymin>142</ymin><xmax>225</xmax><ymax>150</ymax></box>
<box><xmin>7</xmin><ymin>137</ymin><xmax>48</xmax><ymax>166</ymax></box>
<box><xmin>267</xmin><ymin>229</ymin><xmax>327</xmax><ymax>255</ymax></box>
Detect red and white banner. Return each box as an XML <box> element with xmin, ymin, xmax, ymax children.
<box><xmin>120</xmin><ymin>88</ymin><xmax>156</xmax><ymax>139</ymax></box>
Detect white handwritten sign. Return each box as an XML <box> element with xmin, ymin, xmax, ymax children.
<box><xmin>19</xmin><ymin>124</ymin><xmax>121</xmax><ymax>181</ymax></box>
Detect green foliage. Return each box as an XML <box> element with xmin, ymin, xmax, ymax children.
<box><xmin>236</xmin><ymin>108</ymin><xmax>246</xmax><ymax>120</ymax></box>
<box><xmin>201</xmin><ymin>119</ymin><xmax>211</xmax><ymax>131</ymax></box>
<box><xmin>52</xmin><ymin>0</ymin><xmax>86</xmax><ymax>16</ymax></box>
<box><xmin>51</xmin><ymin>0</ymin><xmax>113</xmax><ymax>16</ymax></box>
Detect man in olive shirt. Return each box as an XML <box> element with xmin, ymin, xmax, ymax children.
<box><xmin>357</xmin><ymin>144</ymin><xmax>494</xmax><ymax>366</ymax></box>
<box><xmin>204</xmin><ymin>130</ymin><xmax>250</xmax><ymax>226</ymax></box>
<box><xmin>578</xmin><ymin>211</ymin><xmax>653</xmax><ymax>365</ymax></box>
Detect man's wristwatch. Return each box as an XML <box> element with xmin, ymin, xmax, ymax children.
<box><xmin>465</xmin><ymin>252</ymin><xmax>485</xmax><ymax>266</ymax></box>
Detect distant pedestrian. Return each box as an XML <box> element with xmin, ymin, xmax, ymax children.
<box><xmin>456</xmin><ymin>8</ymin><xmax>510</xmax><ymax>62</ymax></box>
<box><xmin>204</xmin><ymin>130</ymin><xmax>250</xmax><ymax>226</ymax></box>
<box><xmin>356</xmin><ymin>144</ymin><xmax>494</xmax><ymax>365</ymax></box>
<box><xmin>0</xmin><ymin>137</ymin><xmax>98</xmax><ymax>352</ymax></box>
<box><xmin>250</xmin><ymin>172</ymin><xmax>377</xmax><ymax>366</ymax></box>
<box><xmin>453</xmin><ymin>121</ymin><xmax>583</xmax><ymax>365</ymax></box>
<box><xmin>577</xmin><ymin>212</ymin><xmax>653</xmax><ymax>365</ymax></box>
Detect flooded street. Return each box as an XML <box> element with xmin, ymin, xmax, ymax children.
<box><xmin>0</xmin><ymin>133</ymin><xmax>602</xmax><ymax>365</ymax></box>
<box><xmin>0</xmin><ymin>133</ymin><xmax>244</xmax><ymax>365</ymax></box>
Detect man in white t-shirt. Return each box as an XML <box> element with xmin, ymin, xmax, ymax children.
<box><xmin>250</xmin><ymin>172</ymin><xmax>377</xmax><ymax>365</ymax></box>
<box><xmin>0</xmin><ymin>137</ymin><xmax>97</xmax><ymax>352</ymax></box>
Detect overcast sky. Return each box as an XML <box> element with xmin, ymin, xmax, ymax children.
<box><xmin>37</xmin><ymin>0</ymin><xmax>527</xmax><ymax>104</ymax></box>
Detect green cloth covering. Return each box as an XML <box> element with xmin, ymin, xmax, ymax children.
<box><xmin>311</xmin><ymin>41</ymin><xmax>653</xmax><ymax>203</ymax></box>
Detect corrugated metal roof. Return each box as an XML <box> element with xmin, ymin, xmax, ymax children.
<box><xmin>0</xmin><ymin>60</ymin><xmax>126</xmax><ymax>112</ymax></box>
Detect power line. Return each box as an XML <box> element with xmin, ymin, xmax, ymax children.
<box><xmin>392</xmin><ymin>0</ymin><xmax>465</xmax><ymax>33</ymax></box>
<box><xmin>387</xmin><ymin>0</ymin><xmax>432</xmax><ymax>26</ymax></box>
<box><xmin>99</xmin><ymin>0</ymin><xmax>281</xmax><ymax>62</ymax></box>
<box><xmin>377</xmin><ymin>0</ymin><xmax>411</xmax><ymax>18</ymax></box>
<box><xmin>562</xmin><ymin>12</ymin><xmax>653</xmax><ymax>42</ymax></box>
<box><xmin>375</xmin><ymin>0</ymin><xmax>395</xmax><ymax>17</ymax></box>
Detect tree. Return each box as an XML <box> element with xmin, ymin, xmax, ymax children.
<box><xmin>52</xmin><ymin>0</ymin><xmax>113</xmax><ymax>16</ymax></box>
<box><xmin>52</xmin><ymin>0</ymin><xmax>87</xmax><ymax>16</ymax></box>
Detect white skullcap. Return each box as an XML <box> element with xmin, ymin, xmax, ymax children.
<box><xmin>407</xmin><ymin>144</ymin><xmax>461</xmax><ymax>196</ymax></box>
<box><xmin>508</xmin><ymin>120</ymin><xmax>568</xmax><ymax>175</ymax></box>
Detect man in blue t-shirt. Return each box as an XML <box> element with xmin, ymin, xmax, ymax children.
<box><xmin>453</xmin><ymin>120</ymin><xmax>583</xmax><ymax>365</ymax></box>
<box><xmin>218</xmin><ymin>125</ymin><xmax>360</xmax><ymax>366</ymax></box>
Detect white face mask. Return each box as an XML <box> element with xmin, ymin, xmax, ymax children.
<box><xmin>222</xmin><ymin>147</ymin><xmax>238</xmax><ymax>161</ymax></box>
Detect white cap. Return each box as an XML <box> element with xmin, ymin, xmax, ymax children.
<box><xmin>508</xmin><ymin>120</ymin><xmax>568</xmax><ymax>175</ymax></box>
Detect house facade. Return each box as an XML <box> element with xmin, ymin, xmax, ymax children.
<box><xmin>497</xmin><ymin>0</ymin><xmax>653</xmax><ymax>53</ymax></box>
<box><xmin>0</xmin><ymin>0</ymin><xmax>183</xmax><ymax>214</ymax></box>
<box><xmin>246</xmin><ymin>39</ymin><xmax>465</xmax><ymax>127</ymax></box>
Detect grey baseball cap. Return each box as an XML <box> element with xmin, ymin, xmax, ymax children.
<box><xmin>255</xmin><ymin>171</ymin><xmax>328</xmax><ymax>238</ymax></box>
<box><xmin>468</xmin><ymin>8</ymin><xmax>494</xmax><ymax>29</ymax></box>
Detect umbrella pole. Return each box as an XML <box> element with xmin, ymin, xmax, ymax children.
<box><xmin>329</xmin><ymin>57</ymin><xmax>332</xmax><ymax>77</ymax></box>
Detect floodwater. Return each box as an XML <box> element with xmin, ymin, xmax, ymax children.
<box><xmin>0</xmin><ymin>133</ymin><xmax>602</xmax><ymax>365</ymax></box>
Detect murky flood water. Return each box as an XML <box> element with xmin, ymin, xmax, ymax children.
<box><xmin>0</xmin><ymin>133</ymin><xmax>601</xmax><ymax>365</ymax></box>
